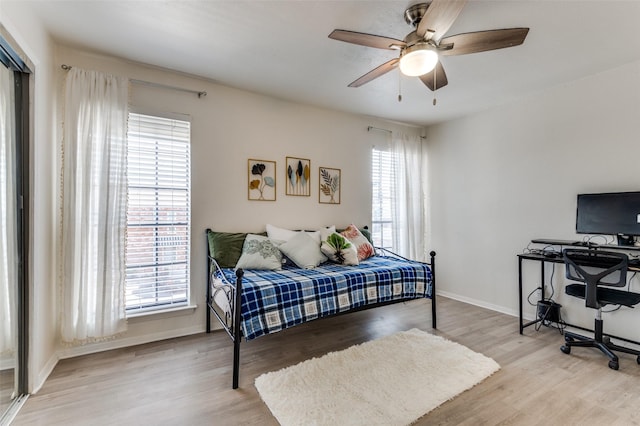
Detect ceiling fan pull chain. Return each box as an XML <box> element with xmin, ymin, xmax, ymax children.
<box><xmin>398</xmin><ymin>71</ymin><xmax>402</xmax><ymax>102</ymax></box>
<box><xmin>433</xmin><ymin>65</ymin><xmax>437</xmax><ymax>106</ymax></box>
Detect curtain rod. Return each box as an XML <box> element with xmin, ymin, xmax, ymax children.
<box><xmin>60</xmin><ymin>64</ymin><xmax>207</xmax><ymax>98</ymax></box>
<box><xmin>368</xmin><ymin>126</ymin><xmax>426</xmax><ymax>139</ymax></box>
<box><xmin>367</xmin><ymin>126</ymin><xmax>392</xmax><ymax>134</ymax></box>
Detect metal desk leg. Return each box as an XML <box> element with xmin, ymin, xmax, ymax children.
<box><xmin>519</xmin><ymin>256</ymin><xmax>524</xmax><ymax>334</ymax></box>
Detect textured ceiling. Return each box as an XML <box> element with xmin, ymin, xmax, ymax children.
<box><xmin>19</xmin><ymin>0</ymin><xmax>640</xmax><ymax>126</ymax></box>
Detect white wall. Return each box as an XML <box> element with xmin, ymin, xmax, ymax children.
<box><xmin>427</xmin><ymin>60</ymin><xmax>640</xmax><ymax>342</ymax></box>
<box><xmin>0</xmin><ymin>2</ymin><xmax>58</xmax><ymax>393</ymax></box>
<box><xmin>3</xmin><ymin>3</ymin><xmax>423</xmax><ymax>392</ymax></box>
<box><xmin>48</xmin><ymin>48</ymin><xmax>423</xmax><ymax>364</ymax></box>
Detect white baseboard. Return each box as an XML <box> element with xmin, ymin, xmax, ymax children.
<box><xmin>436</xmin><ymin>290</ymin><xmax>536</xmax><ymax>321</ymax></box>
<box><xmin>0</xmin><ymin>355</ymin><xmax>15</xmax><ymax>371</ymax></box>
<box><xmin>29</xmin><ymin>325</ymin><xmax>205</xmax><ymax>394</ymax></box>
<box><xmin>32</xmin><ymin>352</ymin><xmax>60</xmax><ymax>394</ymax></box>
<box><xmin>57</xmin><ymin>325</ymin><xmax>205</xmax><ymax>360</ymax></box>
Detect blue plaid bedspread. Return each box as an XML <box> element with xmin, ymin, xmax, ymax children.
<box><xmin>219</xmin><ymin>256</ymin><xmax>433</xmax><ymax>341</ymax></box>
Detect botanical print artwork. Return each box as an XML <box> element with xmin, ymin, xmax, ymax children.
<box><xmin>248</xmin><ymin>159</ymin><xmax>276</xmax><ymax>201</ymax></box>
<box><xmin>319</xmin><ymin>167</ymin><xmax>340</xmax><ymax>204</ymax></box>
<box><xmin>286</xmin><ymin>157</ymin><xmax>310</xmax><ymax>196</ymax></box>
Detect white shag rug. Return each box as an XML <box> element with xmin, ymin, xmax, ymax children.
<box><xmin>255</xmin><ymin>328</ymin><xmax>500</xmax><ymax>426</ymax></box>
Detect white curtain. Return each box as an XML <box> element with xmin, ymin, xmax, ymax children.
<box><xmin>0</xmin><ymin>63</ymin><xmax>17</xmax><ymax>355</ymax></box>
<box><xmin>61</xmin><ymin>68</ymin><xmax>128</xmax><ymax>344</ymax></box>
<box><xmin>390</xmin><ymin>132</ymin><xmax>429</xmax><ymax>261</ymax></box>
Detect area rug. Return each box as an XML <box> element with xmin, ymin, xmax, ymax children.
<box><xmin>254</xmin><ymin>328</ymin><xmax>500</xmax><ymax>426</ymax></box>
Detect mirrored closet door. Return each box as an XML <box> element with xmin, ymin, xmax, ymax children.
<box><xmin>1</xmin><ymin>28</ymin><xmax>30</xmax><ymax>422</ymax></box>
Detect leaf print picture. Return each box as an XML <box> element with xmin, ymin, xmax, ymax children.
<box><xmin>285</xmin><ymin>157</ymin><xmax>311</xmax><ymax>196</ymax></box>
<box><xmin>319</xmin><ymin>167</ymin><xmax>340</xmax><ymax>204</ymax></box>
<box><xmin>248</xmin><ymin>159</ymin><xmax>276</xmax><ymax>201</ymax></box>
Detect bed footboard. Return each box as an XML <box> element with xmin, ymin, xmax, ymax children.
<box><xmin>375</xmin><ymin>248</ymin><xmax>436</xmax><ymax>328</ymax></box>
<box><xmin>430</xmin><ymin>250</ymin><xmax>437</xmax><ymax>328</ymax></box>
<box><xmin>206</xmin><ymin>255</ymin><xmax>244</xmax><ymax>388</ymax></box>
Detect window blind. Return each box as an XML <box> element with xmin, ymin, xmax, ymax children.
<box><xmin>371</xmin><ymin>148</ymin><xmax>395</xmax><ymax>251</ymax></box>
<box><xmin>125</xmin><ymin>112</ymin><xmax>191</xmax><ymax>312</ymax></box>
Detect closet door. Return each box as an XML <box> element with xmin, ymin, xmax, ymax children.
<box><xmin>0</xmin><ymin>31</ymin><xmax>30</xmax><ymax>422</ymax></box>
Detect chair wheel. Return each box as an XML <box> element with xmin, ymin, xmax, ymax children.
<box><xmin>637</xmin><ymin>356</ymin><xmax>640</xmax><ymax>365</ymax></box>
<box><xmin>564</xmin><ymin>336</ymin><xmax>573</xmax><ymax>343</ymax></box>
<box><xmin>608</xmin><ymin>360</ymin><xmax>619</xmax><ymax>370</ymax></box>
<box><xmin>560</xmin><ymin>345</ymin><xmax>571</xmax><ymax>354</ymax></box>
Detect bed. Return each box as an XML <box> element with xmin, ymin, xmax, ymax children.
<box><xmin>205</xmin><ymin>227</ymin><xmax>437</xmax><ymax>389</ymax></box>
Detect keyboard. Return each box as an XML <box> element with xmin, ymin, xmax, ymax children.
<box><xmin>568</xmin><ymin>252</ymin><xmax>640</xmax><ymax>269</ymax></box>
<box><xmin>567</xmin><ymin>252</ymin><xmax>626</xmax><ymax>268</ymax></box>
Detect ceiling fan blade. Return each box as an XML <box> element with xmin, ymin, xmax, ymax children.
<box><xmin>439</xmin><ymin>28</ymin><xmax>529</xmax><ymax>56</ymax></box>
<box><xmin>329</xmin><ymin>30</ymin><xmax>406</xmax><ymax>50</ymax></box>
<box><xmin>348</xmin><ymin>58</ymin><xmax>400</xmax><ymax>87</ymax></box>
<box><xmin>419</xmin><ymin>61</ymin><xmax>448</xmax><ymax>91</ymax></box>
<box><xmin>416</xmin><ymin>0</ymin><xmax>467</xmax><ymax>42</ymax></box>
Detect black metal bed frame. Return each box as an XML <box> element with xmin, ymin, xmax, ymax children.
<box><xmin>205</xmin><ymin>235</ymin><xmax>437</xmax><ymax>389</ymax></box>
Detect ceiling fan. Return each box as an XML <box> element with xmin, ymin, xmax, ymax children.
<box><xmin>328</xmin><ymin>0</ymin><xmax>529</xmax><ymax>93</ymax></box>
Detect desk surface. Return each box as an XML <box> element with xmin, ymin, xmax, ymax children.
<box><xmin>519</xmin><ymin>252</ymin><xmax>640</xmax><ymax>272</ymax></box>
<box><xmin>531</xmin><ymin>238</ymin><xmax>640</xmax><ymax>252</ymax></box>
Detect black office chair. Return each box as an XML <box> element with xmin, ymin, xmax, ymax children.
<box><xmin>561</xmin><ymin>249</ymin><xmax>640</xmax><ymax>370</ymax></box>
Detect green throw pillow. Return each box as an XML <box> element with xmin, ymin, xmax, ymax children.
<box><xmin>359</xmin><ymin>228</ymin><xmax>373</xmax><ymax>245</ymax></box>
<box><xmin>207</xmin><ymin>230</ymin><xmax>248</xmax><ymax>268</ymax></box>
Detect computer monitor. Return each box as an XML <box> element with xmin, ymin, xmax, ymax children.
<box><xmin>576</xmin><ymin>191</ymin><xmax>640</xmax><ymax>246</ymax></box>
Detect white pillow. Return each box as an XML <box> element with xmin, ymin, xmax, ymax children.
<box><xmin>318</xmin><ymin>225</ymin><xmax>336</xmax><ymax>242</ymax></box>
<box><xmin>321</xmin><ymin>233</ymin><xmax>359</xmax><ymax>266</ymax></box>
<box><xmin>267</xmin><ymin>224</ymin><xmax>336</xmax><ymax>244</ymax></box>
<box><xmin>235</xmin><ymin>234</ymin><xmax>282</xmax><ymax>270</ymax></box>
<box><xmin>278</xmin><ymin>232</ymin><xmax>327</xmax><ymax>269</ymax></box>
<box><xmin>266</xmin><ymin>224</ymin><xmax>298</xmax><ymax>242</ymax></box>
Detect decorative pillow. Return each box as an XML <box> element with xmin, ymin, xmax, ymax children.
<box><xmin>340</xmin><ymin>224</ymin><xmax>375</xmax><ymax>261</ymax></box>
<box><xmin>266</xmin><ymin>224</ymin><xmax>298</xmax><ymax>243</ymax></box>
<box><xmin>235</xmin><ymin>234</ymin><xmax>283</xmax><ymax>270</ymax></box>
<box><xmin>336</xmin><ymin>226</ymin><xmax>374</xmax><ymax>245</ymax></box>
<box><xmin>207</xmin><ymin>230</ymin><xmax>248</xmax><ymax>268</ymax></box>
<box><xmin>359</xmin><ymin>227</ymin><xmax>373</xmax><ymax>245</ymax></box>
<box><xmin>318</xmin><ymin>225</ymin><xmax>336</xmax><ymax>243</ymax></box>
<box><xmin>278</xmin><ymin>232</ymin><xmax>327</xmax><ymax>269</ymax></box>
<box><xmin>267</xmin><ymin>224</ymin><xmax>336</xmax><ymax>244</ymax></box>
<box><xmin>321</xmin><ymin>233</ymin><xmax>359</xmax><ymax>266</ymax></box>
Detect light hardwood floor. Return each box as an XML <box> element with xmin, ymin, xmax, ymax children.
<box><xmin>1</xmin><ymin>368</ymin><xmax>15</xmax><ymax>417</ymax></box>
<box><xmin>12</xmin><ymin>297</ymin><xmax>640</xmax><ymax>425</ymax></box>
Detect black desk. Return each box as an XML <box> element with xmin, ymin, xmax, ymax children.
<box><xmin>518</xmin><ymin>243</ymin><xmax>640</xmax><ymax>345</ymax></box>
<box><xmin>517</xmin><ymin>253</ymin><xmax>564</xmax><ymax>334</ymax></box>
<box><xmin>531</xmin><ymin>238</ymin><xmax>640</xmax><ymax>252</ymax></box>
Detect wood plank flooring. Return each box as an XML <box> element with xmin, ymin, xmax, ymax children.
<box><xmin>12</xmin><ymin>297</ymin><xmax>640</xmax><ymax>425</ymax></box>
<box><xmin>0</xmin><ymin>368</ymin><xmax>15</xmax><ymax>416</ymax></box>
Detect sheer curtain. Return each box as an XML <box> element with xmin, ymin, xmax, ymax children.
<box><xmin>60</xmin><ymin>68</ymin><xmax>128</xmax><ymax>343</ymax></box>
<box><xmin>390</xmin><ymin>132</ymin><xmax>429</xmax><ymax>261</ymax></box>
<box><xmin>0</xmin><ymin>62</ymin><xmax>17</xmax><ymax>355</ymax></box>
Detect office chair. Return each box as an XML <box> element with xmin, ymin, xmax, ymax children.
<box><xmin>560</xmin><ymin>249</ymin><xmax>640</xmax><ymax>370</ymax></box>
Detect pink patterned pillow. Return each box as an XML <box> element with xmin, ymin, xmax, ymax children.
<box><xmin>340</xmin><ymin>224</ymin><xmax>375</xmax><ymax>261</ymax></box>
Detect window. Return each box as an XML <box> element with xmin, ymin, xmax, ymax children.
<box><xmin>371</xmin><ymin>148</ymin><xmax>395</xmax><ymax>251</ymax></box>
<box><xmin>125</xmin><ymin>112</ymin><xmax>191</xmax><ymax>312</ymax></box>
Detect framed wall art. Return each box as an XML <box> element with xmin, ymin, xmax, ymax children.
<box><xmin>319</xmin><ymin>167</ymin><xmax>341</xmax><ymax>204</ymax></box>
<box><xmin>285</xmin><ymin>156</ymin><xmax>311</xmax><ymax>196</ymax></box>
<box><xmin>248</xmin><ymin>159</ymin><xmax>276</xmax><ymax>201</ymax></box>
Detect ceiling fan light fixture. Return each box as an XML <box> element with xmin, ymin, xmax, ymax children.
<box><xmin>399</xmin><ymin>45</ymin><xmax>438</xmax><ymax>77</ymax></box>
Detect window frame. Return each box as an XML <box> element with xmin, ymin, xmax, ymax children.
<box><xmin>125</xmin><ymin>110</ymin><xmax>192</xmax><ymax>314</ymax></box>
<box><xmin>371</xmin><ymin>147</ymin><xmax>395</xmax><ymax>252</ymax></box>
